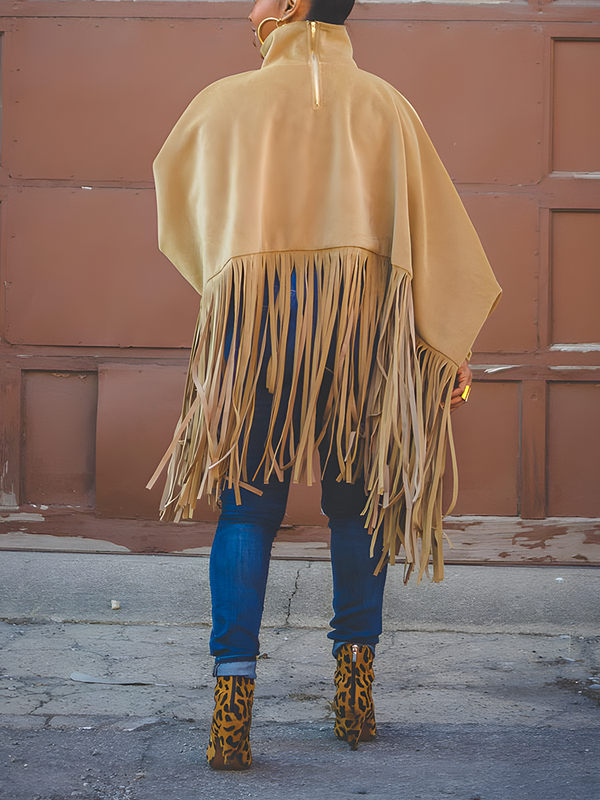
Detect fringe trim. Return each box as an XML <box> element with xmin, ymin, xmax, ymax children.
<box><xmin>147</xmin><ymin>247</ymin><xmax>458</xmax><ymax>583</ymax></box>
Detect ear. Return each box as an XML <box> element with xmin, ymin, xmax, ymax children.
<box><xmin>280</xmin><ymin>0</ymin><xmax>305</xmax><ymax>23</ymax></box>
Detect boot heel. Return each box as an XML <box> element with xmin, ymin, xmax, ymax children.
<box><xmin>207</xmin><ymin>675</ymin><xmax>254</xmax><ymax>770</ymax></box>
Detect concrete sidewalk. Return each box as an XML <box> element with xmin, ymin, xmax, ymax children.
<box><xmin>0</xmin><ymin>551</ymin><xmax>599</xmax><ymax>800</ymax></box>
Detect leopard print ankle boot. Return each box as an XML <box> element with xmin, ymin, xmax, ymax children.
<box><xmin>333</xmin><ymin>643</ymin><xmax>376</xmax><ymax>750</ymax></box>
<box><xmin>207</xmin><ymin>675</ymin><xmax>254</xmax><ymax>770</ymax></box>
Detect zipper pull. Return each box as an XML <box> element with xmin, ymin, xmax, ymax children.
<box><xmin>352</xmin><ymin>644</ymin><xmax>358</xmax><ymax>663</ymax></box>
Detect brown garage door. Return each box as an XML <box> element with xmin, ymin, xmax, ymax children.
<box><xmin>0</xmin><ymin>1</ymin><xmax>599</xmax><ymax>563</ymax></box>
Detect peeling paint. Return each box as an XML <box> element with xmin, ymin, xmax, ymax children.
<box><xmin>482</xmin><ymin>365</ymin><xmax>519</xmax><ymax>374</ymax></box>
<box><xmin>512</xmin><ymin>528</ymin><xmax>569</xmax><ymax>550</ymax></box>
<box><xmin>549</xmin><ymin>365</ymin><xmax>600</xmax><ymax>371</ymax></box>
<box><xmin>550</xmin><ymin>343</ymin><xmax>600</xmax><ymax>353</ymax></box>
<box><xmin>0</xmin><ymin>461</ymin><xmax>18</xmax><ymax>509</ymax></box>
<box><xmin>583</xmin><ymin>531</ymin><xmax>600</xmax><ymax>547</ymax></box>
<box><xmin>0</xmin><ymin>513</ymin><xmax>45</xmax><ymax>523</ymax></box>
<box><xmin>0</xmin><ymin>532</ymin><xmax>129</xmax><ymax>552</ymax></box>
<box><xmin>0</xmin><ymin>492</ymin><xmax>18</xmax><ymax>509</ymax></box>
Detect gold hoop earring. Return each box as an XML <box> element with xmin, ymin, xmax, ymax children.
<box><xmin>257</xmin><ymin>17</ymin><xmax>282</xmax><ymax>45</ymax></box>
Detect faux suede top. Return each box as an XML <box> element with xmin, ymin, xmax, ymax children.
<box><xmin>153</xmin><ymin>20</ymin><xmax>500</xmax><ymax>367</ymax></box>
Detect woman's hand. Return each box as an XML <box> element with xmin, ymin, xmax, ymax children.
<box><xmin>449</xmin><ymin>360</ymin><xmax>473</xmax><ymax>412</ymax></box>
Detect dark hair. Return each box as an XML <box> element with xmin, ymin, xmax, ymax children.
<box><xmin>306</xmin><ymin>0</ymin><xmax>355</xmax><ymax>25</ymax></box>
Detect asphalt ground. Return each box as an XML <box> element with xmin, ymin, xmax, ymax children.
<box><xmin>0</xmin><ymin>551</ymin><xmax>599</xmax><ymax>800</ymax></box>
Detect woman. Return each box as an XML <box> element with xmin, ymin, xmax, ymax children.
<box><xmin>151</xmin><ymin>0</ymin><xmax>501</xmax><ymax>770</ymax></box>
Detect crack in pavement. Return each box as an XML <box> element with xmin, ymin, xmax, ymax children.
<box><xmin>284</xmin><ymin>563</ymin><xmax>311</xmax><ymax>626</ymax></box>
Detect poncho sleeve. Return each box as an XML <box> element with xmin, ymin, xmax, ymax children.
<box><xmin>390</xmin><ymin>93</ymin><xmax>501</xmax><ymax>366</ymax></box>
<box><xmin>154</xmin><ymin>84</ymin><xmax>223</xmax><ymax>297</ymax></box>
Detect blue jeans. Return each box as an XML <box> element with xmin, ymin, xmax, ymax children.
<box><xmin>209</xmin><ymin>276</ymin><xmax>388</xmax><ymax>678</ymax></box>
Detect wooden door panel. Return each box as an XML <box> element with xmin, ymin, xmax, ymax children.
<box><xmin>553</xmin><ymin>39</ymin><xmax>600</xmax><ymax>173</ymax></box>
<box><xmin>462</xmin><ymin>193</ymin><xmax>540</xmax><ymax>354</ymax></box>
<box><xmin>94</xmin><ymin>363</ymin><xmax>214</xmax><ymax>520</ymax></box>
<box><xmin>1</xmin><ymin>3</ymin><xmax>600</xmax><ymax>553</ymax></box>
<box><xmin>548</xmin><ymin>382</ymin><xmax>600</xmax><ymax>517</ymax></box>
<box><xmin>22</xmin><ymin>371</ymin><xmax>97</xmax><ymax>507</ymax></box>
<box><xmin>443</xmin><ymin>382</ymin><xmax>520</xmax><ymax>516</ymax></box>
<box><xmin>551</xmin><ymin>210</ymin><xmax>600</xmax><ymax>344</ymax></box>
<box><xmin>5</xmin><ymin>17</ymin><xmax>261</xmax><ymax>182</ymax></box>
<box><xmin>350</xmin><ymin>20</ymin><xmax>545</xmax><ymax>185</ymax></box>
<box><xmin>5</xmin><ymin>187</ymin><xmax>199</xmax><ymax>347</ymax></box>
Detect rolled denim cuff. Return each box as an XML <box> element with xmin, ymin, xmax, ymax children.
<box><xmin>213</xmin><ymin>660</ymin><xmax>257</xmax><ymax>679</ymax></box>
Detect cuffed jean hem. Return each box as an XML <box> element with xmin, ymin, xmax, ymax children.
<box><xmin>213</xmin><ymin>660</ymin><xmax>257</xmax><ymax>679</ymax></box>
<box><xmin>332</xmin><ymin>641</ymin><xmax>376</xmax><ymax>658</ymax></box>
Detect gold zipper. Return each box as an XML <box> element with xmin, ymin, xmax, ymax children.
<box><xmin>351</xmin><ymin>644</ymin><xmax>358</xmax><ymax>708</ymax></box>
<box><xmin>309</xmin><ymin>21</ymin><xmax>321</xmax><ymax>109</ymax></box>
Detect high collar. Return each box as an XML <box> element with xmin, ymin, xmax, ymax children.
<box><xmin>260</xmin><ymin>20</ymin><xmax>355</xmax><ymax>67</ymax></box>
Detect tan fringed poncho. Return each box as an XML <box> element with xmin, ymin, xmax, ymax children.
<box><xmin>150</xmin><ymin>21</ymin><xmax>501</xmax><ymax>583</ymax></box>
